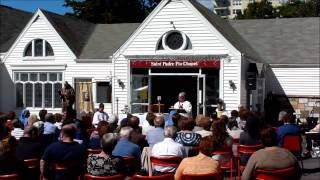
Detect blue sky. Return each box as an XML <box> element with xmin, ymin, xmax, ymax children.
<box><xmin>0</xmin><ymin>0</ymin><xmax>72</xmax><ymax>15</ymax></box>
<box><xmin>0</xmin><ymin>0</ymin><xmax>213</xmax><ymax>15</ymax></box>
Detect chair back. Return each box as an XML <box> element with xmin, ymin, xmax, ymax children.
<box><xmin>150</xmin><ymin>156</ymin><xmax>182</xmax><ymax>166</ymax></box>
<box><xmin>123</xmin><ymin>156</ymin><xmax>140</xmax><ymax>174</ymax></box>
<box><xmin>0</xmin><ymin>174</ymin><xmax>19</xmax><ymax>180</ymax></box>
<box><xmin>255</xmin><ymin>166</ymin><xmax>297</xmax><ymax>180</ymax></box>
<box><xmin>181</xmin><ymin>172</ymin><xmax>222</xmax><ymax>180</ymax></box>
<box><xmin>84</xmin><ymin>174</ymin><xmax>125</xmax><ymax>180</ymax></box>
<box><xmin>132</xmin><ymin>174</ymin><xmax>174</xmax><ymax>180</ymax></box>
<box><xmin>282</xmin><ymin>135</ymin><xmax>302</xmax><ymax>153</ymax></box>
<box><xmin>238</xmin><ymin>144</ymin><xmax>264</xmax><ymax>155</ymax></box>
<box><xmin>24</xmin><ymin>158</ymin><xmax>40</xmax><ymax>169</ymax></box>
<box><xmin>87</xmin><ymin>149</ymin><xmax>102</xmax><ymax>154</ymax></box>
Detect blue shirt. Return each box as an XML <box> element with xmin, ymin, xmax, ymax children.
<box><xmin>277</xmin><ymin>124</ymin><xmax>300</xmax><ymax>146</ymax></box>
<box><xmin>112</xmin><ymin>138</ymin><xmax>141</xmax><ymax>161</ymax></box>
<box><xmin>147</xmin><ymin>127</ymin><xmax>164</xmax><ymax>148</ymax></box>
<box><xmin>43</xmin><ymin>122</ymin><xmax>57</xmax><ymax>135</ymax></box>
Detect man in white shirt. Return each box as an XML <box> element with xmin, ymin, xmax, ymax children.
<box><xmin>173</xmin><ymin>92</ymin><xmax>192</xmax><ymax>117</ymax></box>
<box><xmin>92</xmin><ymin>103</ymin><xmax>109</xmax><ymax>128</ymax></box>
<box><xmin>152</xmin><ymin>126</ymin><xmax>186</xmax><ymax>173</ymax></box>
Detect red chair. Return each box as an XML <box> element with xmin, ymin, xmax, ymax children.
<box><xmin>181</xmin><ymin>172</ymin><xmax>222</xmax><ymax>180</ymax></box>
<box><xmin>0</xmin><ymin>174</ymin><xmax>19</xmax><ymax>180</ymax></box>
<box><xmin>282</xmin><ymin>135</ymin><xmax>304</xmax><ymax>170</ymax></box>
<box><xmin>212</xmin><ymin>148</ymin><xmax>234</xmax><ymax>179</ymax></box>
<box><xmin>84</xmin><ymin>174</ymin><xmax>125</xmax><ymax>180</ymax></box>
<box><xmin>254</xmin><ymin>166</ymin><xmax>297</xmax><ymax>180</ymax></box>
<box><xmin>132</xmin><ymin>174</ymin><xmax>174</xmax><ymax>180</ymax></box>
<box><xmin>237</xmin><ymin>144</ymin><xmax>264</xmax><ymax>179</ymax></box>
<box><xmin>150</xmin><ymin>156</ymin><xmax>182</xmax><ymax>167</ymax></box>
<box><xmin>123</xmin><ymin>156</ymin><xmax>140</xmax><ymax>175</ymax></box>
<box><xmin>87</xmin><ymin>149</ymin><xmax>102</xmax><ymax>154</ymax></box>
<box><xmin>24</xmin><ymin>158</ymin><xmax>40</xmax><ymax>169</ymax></box>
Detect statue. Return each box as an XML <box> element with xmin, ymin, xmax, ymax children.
<box><xmin>58</xmin><ymin>81</ymin><xmax>75</xmax><ymax>114</ymax></box>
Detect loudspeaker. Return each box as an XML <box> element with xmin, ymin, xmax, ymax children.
<box><xmin>247</xmin><ymin>72</ymin><xmax>256</xmax><ymax>90</ymax></box>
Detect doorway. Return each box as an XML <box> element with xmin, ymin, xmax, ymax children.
<box><xmin>151</xmin><ymin>76</ymin><xmax>198</xmax><ymax>115</ymax></box>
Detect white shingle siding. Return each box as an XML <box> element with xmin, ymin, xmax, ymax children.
<box><xmin>116</xmin><ymin>0</ymin><xmax>242</xmax><ymax>113</ymax></box>
<box><xmin>1</xmin><ymin>14</ymin><xmax>113</xmax><ymax>114</ymax></box>
<box><xmin>271</xmin><ymin>67</ymin><xmax>320</xmax><ymax>97</ymax></box>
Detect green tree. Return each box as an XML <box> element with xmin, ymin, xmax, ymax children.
<box><xmin>237</xmin><ymin>0</ymin><xmax>274</xmax><ymax>19</ymax></box>
<box><xmin>64</xmin><ymin>0</ymin><xmax>159</xmax><ymax>23</ymax></box>
<box><xmin>237</xmin><ymin>0</ymin><xmax>319</xmax><ymax>19</ymax></box>
<box><xmin>278</xmin><ymin>0</ymin><xmax>319</xmax><ymax>18</ymax></box>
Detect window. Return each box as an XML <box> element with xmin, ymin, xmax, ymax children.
<box><xmin>96</xmin><ymin>82</ymin><xmax>112</xmax><ymax>103</ymax></box>
<box><xmin>14</xmin><ymin>72</ymin><xmax>63</xmax><ymax>108</ymax></box>
<box><xmin>23</xmin><ymin>39</ymin><xmax>54</xmax><ymax>57</ymax></box>
<box><xmin>232</xmin><ymin>0</ymin><xmax>242</xmax><ymax>5</ymax></box>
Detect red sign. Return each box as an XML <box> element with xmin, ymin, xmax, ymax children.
<box><xmin>130</xmin><ymin>60</ymin><xmax>220</xmax><ymax>68</ymax></box>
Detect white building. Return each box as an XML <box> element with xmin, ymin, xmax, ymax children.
<box><xmin>0</xmin><ymin>0</ymin><xmax>319</xmax><ymax>121</ymax></box>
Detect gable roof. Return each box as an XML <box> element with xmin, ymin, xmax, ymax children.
<box><xmin>41</xmin><ymin>10</ymin><xmax>95</xmax><ymax>58</ymax></box>
<box><xmin>229</xmin><ymin>17</ymin><xmax>320</xmax><ymax>65</ymax></box>
<box><xmin>0</xmin><ymin>5</ymin><xmax>33</xmax><ymax>53</ymax></box>
<box><xmin>78</xmin><ymin>23</ymin><xmax>140</xmax><ymax>59</ymax></box>
<box><xmin>188</xmin><ymin>0</ymin><xmax>264</xmax><ymax>63</ymax></box>
<box><xmin>42</xmin><ymin>10</ymin><xmax>139</xmax><ymax>59</ymax></box>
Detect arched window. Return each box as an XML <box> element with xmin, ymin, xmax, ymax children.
<box><xmin>156</xmin><ymin>30</ymin><xmax>192</xmax><ymax>51</ymax></box>
<box><xmin>23</xmin><ymin>39</ymin><xmax>54</xmax><ymax>57</ymax></box>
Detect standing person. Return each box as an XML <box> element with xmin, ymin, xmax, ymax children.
<box><xmin>92</xmin><ymin>103</ymin><xmax>109</xmax><ymax>128</ymax></box>
<box><xmin>19</xmin><ymin>109</ymin><xmax>30</xmax><ymax>127</ymax></box>
<box><xmin>173</xmin><ymin>92</ymin><xmax>192</xmax><ymax>117</ymax></box>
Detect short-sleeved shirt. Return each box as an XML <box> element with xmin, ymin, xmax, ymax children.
<box><xmin>112</xmin><ymin>138</ymin><xmax>141</xmax><ymax>161</ymax></box>
<box><xmin>42</xmin><ymin>141</ymin><xmax>87</xmax><ymax>180</ymax></box>
<box><xmin>147</xmin><ymin>127</ymin><xmax>164</xmax><ymax>148</ymax></box>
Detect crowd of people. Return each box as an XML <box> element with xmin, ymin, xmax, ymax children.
<box><xmin>0</xmin><ymin>101</ymin><xmax>318</xmax><ymax>180</ymax></box>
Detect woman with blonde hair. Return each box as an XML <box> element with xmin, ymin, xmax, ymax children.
<box><xmin>27</xmin><ymin>114</ymin><xmax>39</xmax><ymax>127</ymax></box>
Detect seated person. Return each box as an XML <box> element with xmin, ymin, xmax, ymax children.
<box><xmin>10</xmin><ymin>119</ymin><xmax>24</xmax><ymax>140</ymax></box>
<box><xmin>193</xmin><ymin>115</ymin><xmax>212</xmax><ymax>138</ymax></box>
<box><xmin>277</xmin><ymin>113</ymin><xmax>300</xmax><ymax>147</ymax></box>
<box><xmin>242</xmin><ymin>127</ymin><xmax>301</xmax><ymax>180</ymax></box>
<box><xmin>211</xmin><ymin>119</ymin><xmax>233</xmax><ymax>164</ymax></box>
<box><xmin>239</xmin><ymin>115</ymin><xmax>261</xmax><ymax>165</ymax></box>
<box><xmin>305</xmin><ymin>122</ymin><xmax>320</xmax><ymax>157</ymax></box>
<box><xmin>0</xmin><ymin>135</ymin><xmax>27</xmax><ymax>177</ymax></box>
<box><xmin>40</xmin><ymin>124</ymin><xmax>87</xmax><ymax>180</ymax></box>
<box><xmin>16</xmin><ymin>126</ymin><xmax>43</xmax><ymax>160</ymax></box>
<box><xmin>227</xmin><ymin>119</ymin><xmax>243</xmax><ymax>140</ymax></box>
<box><xmin>88</xmin><ymin>121</ymin><xmax>110</xmax><ymax>149</ymax></box>
<box><xmin>147</xmin><ymin>115</ymin><xmax>165</xmax><ymax>148</ymax></box>
<box><xmin>174</xmin><ymin>136</ymin><xmax>220</xmax><ymax>180</ymax></box>
<box><xmin>175</xmin><ymin>117</ymin><xmax>201</xmax><ymax>146</ymax></box>
<box><xmin>152</xmin><ymin>126</ymin><xmax>185</xmax><ymax>174</ymax></box>
<box><xmin>112</xmin><ymin>127</ymin><xmax>141</xmax><ymax>163</ymax></box>
<box><xmin>87</xmin><ymin>133</ymin><xmax>124</xmax><ymax>176</ymax></box>
<box><xmin>142</xmin><ymin>112</ymin><xmax>155</xmax><ymax>136</ymax></box>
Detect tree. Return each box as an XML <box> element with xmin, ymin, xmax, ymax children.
<box><xmin>64</xmin><ymin>0</ymin><xmax>160</xmax><ymax>23</ymax></box>
<box><xmin>236</xmin><ymin>0</ymin><xmax>319</xmax><ymax>19</ymax></box>
<box><xmin>278</xmin><ymin>0</ymin><xmax>319</xmax><ymax>18</ymax></box>
<box><xmin>237</xmin><ymin>0</ymin><xmax>274</xmax><ymax>19</ymax></box>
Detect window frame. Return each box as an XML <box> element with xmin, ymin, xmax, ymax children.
<box><xmin>23</xmin><ymin>39</ymin><xmax>55</xmax><ymax>60</ymax></box>
<box><xmin>95</xmin><ymin>81</ymin><xmax>112</xmax><ymax>104</ymax></box>
<box><xmin>14</xmin><ymin>71</ymin><xmax>63</xmax><ymax>109</ymax></box>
